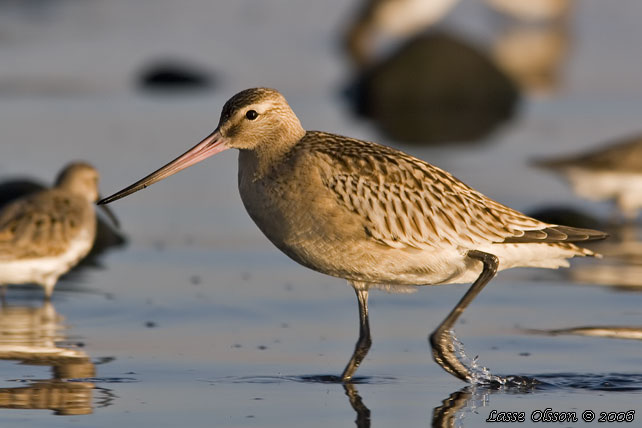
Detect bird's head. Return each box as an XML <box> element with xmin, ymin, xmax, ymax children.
<box><xmin>56</xmin><ymin>162</ymin><xmax>100</xmax><ymax>203</ymax></box>
<box><xmin>98</xmin><ymin>87</ymin><xmax>304</xmax><ymax>205</ymax></box>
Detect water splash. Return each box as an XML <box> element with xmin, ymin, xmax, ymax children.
<box><xmin>450</xmin><ymin>330</ymin><xmax>538</xmax><ymax>389</ymax></box>
<box><xmin>451</xmin><ymin>331</ymin><xmax>497</xmax><ymax>384</ymax></box>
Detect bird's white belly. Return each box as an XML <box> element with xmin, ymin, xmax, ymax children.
<box><xmin>0</xmin><ymin>231</ymin><xmax>94</xmax><ymax>287</ymax></box>
<box><xmin>248</xmin><ymin>210</ymin><xmax>478</xmax><ymax>286</ymax></box>
<box><xmin>259</xmin><ymin>226</ymin><xmax>583</xmax><ymax>288</ymax></box>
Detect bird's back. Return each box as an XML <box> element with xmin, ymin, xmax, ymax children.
<box><xmin>0</xmin><ymin>189</ymin><xmax>96</xmax><ymax>261</ymax></box>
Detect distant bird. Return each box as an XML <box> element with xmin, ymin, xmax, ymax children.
<box><xmin>99</xmin><ymin>88</ymin><xmax>607</xmax><ymax>382</ymax></box>
<box><xmin>535</xmin><ymin>136</ymin><xmax>642</xmax><ymax>220</ymax></box>
<box><xmin>344</xmin><ymin>0</ymin><xmax>459</xmax><ymax>66</ymax></box>
<box><xmin>0</xmin><ymin>163</ymin><xmax>115</xmax><ymax>299</ymax></box>
<box><xmin>536</xmin><ymin>325</ymin><xmax>642</xmax><ymax>341</ymax></box>
<box><xmin>485</xmin><ymin>0</ymin><xmax>572</xmax><ymax>22</ymax></box>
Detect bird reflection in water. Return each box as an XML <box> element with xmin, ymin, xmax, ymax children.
<box><xmin>342</xmin><ymin>381</ymin><xmax>502</xmax><ymax>428</ymax></box>
<box><xmin>0</xmin><ymin>301</ymin><xmax>105</xmax><ymax>415</ymax></box>
<box><xmin>432</xmin><ymin>388</ymin><xmax>480</xmax><ymax>428</ymax></box>
<box><xmin>343</xmin><ymin>383</ymin><xmax>370</xmax><ymax>428</ymax></box>
<box><xmin>528</xmin><ymin>204</ymin><xmax>642</xmax><ymax>290</ymax></box>
<box><xmin>565</xmin><ymin>222</ymin><xmax>642</xmax><ymax>290</ymax></box>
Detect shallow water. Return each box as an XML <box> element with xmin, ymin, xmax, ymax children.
<box><xmin>1</xmin><ymin>0</ymin><xmax>642</xmax><ymax>426</ymax></box>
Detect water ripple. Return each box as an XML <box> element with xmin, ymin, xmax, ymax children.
<box><xmin>66</xmin><ymin>377</ymin><xmax>139</xmax><ymax>384</ymax></box>
<box><xmin>204</xmin><ymin>374</ymin><xmax>396</xmax><ymax>385</ymax></box>
<box><xmin>533</xmin><ymin>373</ymin><xmax>642</xmax><ymax>392</ymax></box>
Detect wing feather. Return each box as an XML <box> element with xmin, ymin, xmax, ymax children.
<box><xmin>0</xmin><ymin>190</ymin><xmax>88</xmax><ymax>260</ymax></box>
<box><xmin>302</xmin><ymin>131</ymin><xmax>607</xmax><ymax>250</ymax></box>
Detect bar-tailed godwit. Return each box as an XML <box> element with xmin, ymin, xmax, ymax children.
<box><xmin>0</xmin><ymin>163</ymin><xmax>113</xmax><ymax>299</ymax></box>
<box><xmin>536</xmin><ymin>136</ymin><xmax>642</xmax><ymax>220</ymax></box>
<box><xmin>99</xmin><ymin>88</ymin><xmax>607</xmax><ymax>382</ymax></box>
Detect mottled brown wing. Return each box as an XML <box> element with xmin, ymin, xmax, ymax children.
<box><xmin>305</xmin><ymin>131</ymin><xmax>606</xmax><ymax>250</ymax></box>
<box><xmin>0</xmin><ymin>190</ymin><xmax>87</xmax><ymax>260</ymax></box>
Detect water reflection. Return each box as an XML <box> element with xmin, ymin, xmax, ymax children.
<box><xmin>569</xmin><ymin>223</ymin><xmax>642</xmax><ymax>290</ymax></box>
<box><xmin>432</xmin><ymin>388</ymin><xmax>474</xmax><ymax>428</ymax></box>
<box><xmin>342</xmin><ymin>383</ymin><xmax>509</xmax><ymax>428</ymax></box>
<box><xmin>217</xmin><ymin>371</ymin><xmax>642</xmax><ymax>427</ymax></box>
<box><xmin>535</xmin><ymin>135</ymin><xmax>642</xmax><ymax>220</ymax></box>
<box><xmin>345</xmin><ymin>31</ymin><xmax>520</xmax><ymax>145</ymax></box>
<box><xmin>0</xmin><ymin>301</ymin><xmax>98</xmax><ymax>415</ymax></box>
<box><xmin>343</xmin><ymin>383</ymin><xmax>370</xmax><ymax>428</ymax></box>
<box><xmin>529</xmin><ymin>205</ymin><xmax>642</xmax><ymax>289</ymax></box>
<box><xmin>338</xmin><ymin>378</ymin><xmax>530</xmax><ymax>428</ymax></box>
<box><xmin>341</xmin><ymin>382</ymin><xmax>475</xmax><ymax>428</ymax></box>
<box><xmin>430</xmin><ymin>374</ymin><xmax>642</xmax><ymax>426</ymax></box>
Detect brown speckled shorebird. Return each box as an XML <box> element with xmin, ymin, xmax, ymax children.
<box><xmin>99</xmin><ymin>88</ymin><xmax>607</xmax><ymax>382</ymax></box>
<box><xmin>535</xmin><ymin>135</ymin><xmax>642</xmax><ymax>220</ymax></box>
<box><xmin>0</xmin><ymin>163</ymin><xmax>115</xmax><ymax>299</ymax></box>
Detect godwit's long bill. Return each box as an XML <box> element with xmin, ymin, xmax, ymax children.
<box><xmin>99</xmin><ymin>88</ymin><xmax>607</xmax><ymax>382</ymax></box>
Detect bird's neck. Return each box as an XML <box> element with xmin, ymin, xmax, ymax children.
<box><xmin>239</xmin><ymin>128</ymin><xmax>305</xmax><ymax>180</ymax></box>
<box><xmin>56</xmin><ymin>182</ymin><xmax>97</xmax><ymax>203</ymax></box>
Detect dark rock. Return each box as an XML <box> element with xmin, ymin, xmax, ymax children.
<box><xmin>347</xmin><ymin>31</ymin><xmax>520</xmax><ymax>145</ymax></box>
<box><xmin>138</xmin><ymin>60</ymin><xmax>215</xmax><ymax>91</ymax></box>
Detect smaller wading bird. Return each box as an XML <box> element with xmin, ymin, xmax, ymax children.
<box><xmin>99</xmin><ymin>88</ymin><xmax>607</xmax><ymax>382</ymax></box>
<box><xmin>535</xmin><ymin>136</ymin><xmax>642</xmax><ymax>220</ymax></box>
<box><xmin>0</xmin><ymin>163</ymin><xmax>116</xmax><ymax>299</ymax></box>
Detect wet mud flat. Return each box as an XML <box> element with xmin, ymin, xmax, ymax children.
<box><xmin>1</xmin><ymin>0</ymin><xmax>642</xmax><ymax>427</ymax></box>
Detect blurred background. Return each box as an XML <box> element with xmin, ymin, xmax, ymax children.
<box><xmin>1</xmin><ymin>0</ymin><xmax>642</xmax><ymax>427</ymax></box>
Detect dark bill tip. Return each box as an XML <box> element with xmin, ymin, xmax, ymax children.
<box><xmin>96</xmin><ymin>197</ymin><xmax>121</xmax><ymax>227</ymax></box>
<box><xmin>97</xmin><ymin>183</ymin><xmax>148</xmax><ymax>205</ymax></box>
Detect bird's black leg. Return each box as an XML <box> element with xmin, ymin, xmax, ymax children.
<box><xmin>341</xmin><ymin>283</ymin><xmax>371</xmax><ymax>382</ymax></box>
<box><xmin>430</xmin><ymin>250</ymin><xmax>499</xmax><ymax>381</ymax></box>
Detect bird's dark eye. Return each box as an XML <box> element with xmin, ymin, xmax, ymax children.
<box><xmin>245</xmin><ymin>110</ymin><xmax>258</xmax><ymax>120</ymax></box>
